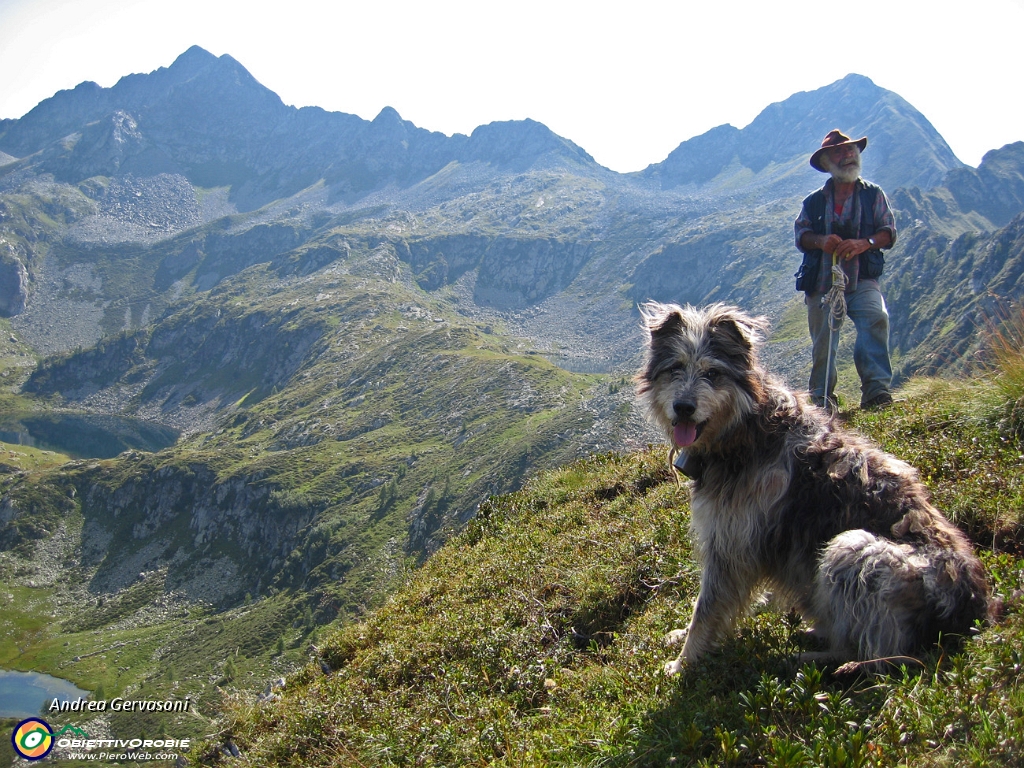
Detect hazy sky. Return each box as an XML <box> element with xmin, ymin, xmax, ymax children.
<box><xmin>1</xmin><ymin>0</ymin><xmax>1022</xmax><ymax>173</ymax></box>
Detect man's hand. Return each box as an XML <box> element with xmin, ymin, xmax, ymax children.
<box><xmin>833</xmin><ymin>237</ymin><xmax>872</xmax><ymax>261</ymax></box>
<box><xmin>800</xmin><ymin>231</ymin><xmax>886</xmax><ymax>260</ymax></box>
<box><xmin>820</xmin><ymin>234</ymin><xmax>843</xmax><ymax>256</ymax></box>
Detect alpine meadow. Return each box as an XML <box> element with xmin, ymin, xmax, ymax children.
<box><xmin>1</xmin><ymin>47</ymin><xmax>1023</xmax><ymax>766</ymax></box>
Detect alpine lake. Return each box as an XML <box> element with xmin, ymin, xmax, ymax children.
<box><xmin>0</xmin><ymin>412</ymin><xmax>179</xmax><ymax>460</ymax></box>
<box><xmin>0</xmin><ymin>669</ymin><xmax>91</xmax><ymax>719</ymax></box>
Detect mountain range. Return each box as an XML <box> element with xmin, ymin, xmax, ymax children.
<box><xmin>2</xmin><ymin>45</ymin><xmax>1024</xmax><ymax>746</ymax></box>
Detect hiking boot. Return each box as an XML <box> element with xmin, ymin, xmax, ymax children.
<box><xmin>861</xmin><ymin>392</ymin><xmax>893</xmax><ymax>410</ymax></box>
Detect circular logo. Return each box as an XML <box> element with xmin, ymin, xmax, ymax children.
<box><xmin>11</xmin><ymin>718</ymin><xmax>54</xmax><ymax>760</ymax></box>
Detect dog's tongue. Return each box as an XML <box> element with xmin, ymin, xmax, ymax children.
<box><xmin>673</xmin><ymin>421</ymin><xmax>697</xmax><ymax>448</ymax></box>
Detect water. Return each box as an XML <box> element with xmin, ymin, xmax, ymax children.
<box><xmin>0</xmin><ymin>669</ymin><xmax>91</xmax><ymax>718</ymax></box>
<box><xmin>0</xmin><ymin>413</ymin><xmax>179</xmax><ymax>459</ymax></box>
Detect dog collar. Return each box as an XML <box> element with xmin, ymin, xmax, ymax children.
<box><xmin>673</xmin><ymin>450</ymin><xmax>704</xmax><ymax>480</ymax></box>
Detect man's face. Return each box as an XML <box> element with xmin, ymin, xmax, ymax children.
<box><xmin>823</xmin><ymin>143</ymin><xmax>861</xmax><ymax>183</ymax></box>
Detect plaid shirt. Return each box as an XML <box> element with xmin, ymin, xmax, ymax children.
<box><xmin>794</xmin><ymin>177</ymin><xmax>897</xmax><ymax>294</ymax></box>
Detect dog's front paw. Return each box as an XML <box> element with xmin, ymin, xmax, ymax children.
<box><xmin>664</xmin><ymin>628</ymin><xmax>688</xmax><ymax>648</ymax></box>
<box><xmin>664</xmin><ymin>656</ymin><xmax>686</xmax><ymax>676</ymax></box>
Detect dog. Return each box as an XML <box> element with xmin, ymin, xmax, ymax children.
<box><xmin>636</xmin><ymin>301</ymin><xmax>992</xmax><ymax>675</ymax></box>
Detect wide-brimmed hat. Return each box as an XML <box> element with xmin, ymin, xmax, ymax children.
<box><xmin>810</xmin><ymin>129</ymin><xmax>868</xmax><ymax>172</ymax></box>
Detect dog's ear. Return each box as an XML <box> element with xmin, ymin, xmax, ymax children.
<box><xmin>707</xmin><ymin>304</ymin><xmax>768</xmax><ymax>351</ymax></box>
<box><xmin>639</xmin><ymin>301</ymin><xmax>685</xmax><ymax>340</ymax></box>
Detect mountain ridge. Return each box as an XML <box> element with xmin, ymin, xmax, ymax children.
<box><xmin>0</xmin><ymin>52</ymin><xmax>967</xmax><ymax>206</ymax></box>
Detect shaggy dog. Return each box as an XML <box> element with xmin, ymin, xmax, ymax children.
<box><xmin>636</xmin><ymin>302</ymin><xmax>991</xmax><ymax>675</ymax></box>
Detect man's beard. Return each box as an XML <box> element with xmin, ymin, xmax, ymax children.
<box><xmin>824</xmin><ymin>152</ymin><xmax>862</xmax><ymax>184</ymax></box>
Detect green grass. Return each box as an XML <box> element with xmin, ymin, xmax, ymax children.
<box><xmin>187</xmin><ymin>373</ymin><xmax>1024</xmax><ymax>767</ymax></box>
<box><xmin>0</xmin><ymin>440</ymin><xmax>71</xmax><ymax>473</ymax></box>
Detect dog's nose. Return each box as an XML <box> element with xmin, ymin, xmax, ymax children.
<box><xmin>673</xmin><ymin>400</ymin><xmax>696</xmax><ymax>421</ymax></box>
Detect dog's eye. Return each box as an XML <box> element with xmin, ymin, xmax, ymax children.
<box><xmin>705</xmin><ymin>369</ymin><xmax>722</xmax><ymax>383</ymax></box>
<box><xmin>659</xmin><ymin>363</ymin><xmax>684</xmax><ymax>378</ymax></box>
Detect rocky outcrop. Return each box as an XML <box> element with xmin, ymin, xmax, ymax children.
<box><xmin>23</xmin><ymin>330</ymin><xmax>151</xmax><ymax>396</ymax></box>
<box><xmin>944</xmin><ymin>142</ymin><xmax>1024</xmax><ymax>227</ymax></box>
<box><xmin>23</xmin><ymin>299</ymin><xmax>329</xmax><ymax>423</ymax></box>
<box><xmin>474</xmin><ymin>237</ymin><xmax>596</xmax><ymax>309</ymax></box>
<box><xmin>382</xmin><ymin>233</ymin><xmax>596</xmax><ymax>307</ymax></box>
<box><xmin>398</xmin><ymin>234</ymin><xmax>490</xmax><ymax>290</ymax></box>
<box><xmin>0</xmin><ymin>251</ymin><xmax>28</xmax><ymax>316</ymax></box>
<box><xmin>628</xmin><ymin>232</ymin><xmax>741</xmax><ymax>307</ymax></box>
<box><xmin>75</xmin><ymin>457</ymin><xmax>318</xmax><ymax>600</ymax></box>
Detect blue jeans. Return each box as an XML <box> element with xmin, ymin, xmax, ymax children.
<box><xmin>806</xmin><ymin>280</ymin><xmax>892</xmax><ymax>406</ymax></box>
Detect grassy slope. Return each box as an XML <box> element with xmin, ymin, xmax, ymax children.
<box><xmin>196</xmin><ymin>378</ymin><xmax>1024</xmax><ymax>767</ymax></box>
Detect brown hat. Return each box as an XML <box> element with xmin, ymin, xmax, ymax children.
<box><xmin>810</xmin><ymin>129</ymin><xmax>868</xmax><ymax>172</ymax></box>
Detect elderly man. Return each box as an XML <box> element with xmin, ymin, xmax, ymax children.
<box><xmin>794</xmin><ymin>129</ymin><xmax>897</xmax><ymax>412</ymax></box>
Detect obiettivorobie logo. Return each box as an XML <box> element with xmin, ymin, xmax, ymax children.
<box><xmin>12</xmin><ymin>721</ymin><xmax>91</xmax><ymax>760</ymax></box>
<box><xmin>11</xmin><ymin>719</ymin><xmax>190</xmax><ymax>762</ymax></box>
<box><xmin>11</xmin><ymin>718</ymin><xmax>55</xmax><ymax>760</ymax></box>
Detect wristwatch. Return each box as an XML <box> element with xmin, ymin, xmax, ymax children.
<box><xmin>867</xmin><ymin>235</ymin><xmax>878</xmax><ymax>248</ymax></box>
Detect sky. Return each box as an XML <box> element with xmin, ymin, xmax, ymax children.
<box><xmin>0</xmin><ymin>0</ymin><xmax>1022</xmax><ymax>174</ymax></box>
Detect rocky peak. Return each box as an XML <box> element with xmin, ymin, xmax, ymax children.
<box><xmin>372</xmin><ymin>106</ymin><xmax>405</xmax><ymax>128</ymax></box>
<box><xmin>0</xmin><ymin>46</ymin><xmax>284</xmax><ymax>162</ymax></box>
<box><xmin>643</xmin><ymin>73</ymin><xmax>963</xmax><ymax>194</ymax></box>
<box><xmin>460</xmin><ymin>118</ymin><xmax>597</xmax><ymax>171</ymax></box>
<box><xmin>170</xmin><ymin>45</ymin><xmax>221</xmax><ymax>75</ymax></box>
<box><xmin>366</xmin><ymin>106</ymin><xmax>430</xmax><ymax>148</ymax></box>
<box><xmin>110</xmin><ymin>45</ymin><xmax>221</xmax><ymax>101</ymax></box>
<box><xmin>150</xmin><ymin>49</ymin><xmax>286</xmax><ymax>125</ymax></box>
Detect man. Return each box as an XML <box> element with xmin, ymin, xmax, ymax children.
<box><xmin>794</xmin><ymin>129</ymin><xmax>897</xmax><ymax>412</ymax></box>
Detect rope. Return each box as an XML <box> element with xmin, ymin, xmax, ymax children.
<box><xmin>822</xmin><ymin>254</ymin><xmax>847</xmax><ymax>331</ymax></box>
<box><xmin>819</xmin><ymin>253</ymin><xmax>847</xmax><ymax>410</ymax></box>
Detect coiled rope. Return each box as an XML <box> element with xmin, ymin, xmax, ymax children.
<box><xmin>822</xmin><ymin>253</ymin><xmax>847</xmax><ymax>331</ymax></box>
